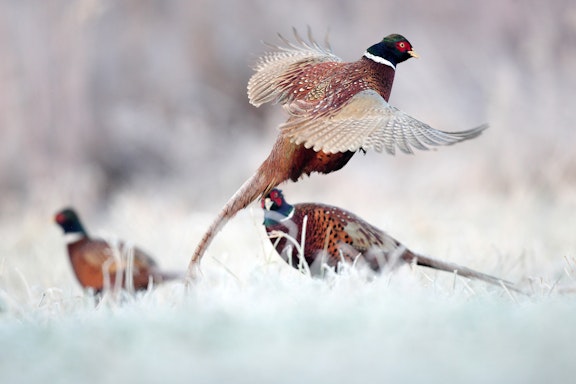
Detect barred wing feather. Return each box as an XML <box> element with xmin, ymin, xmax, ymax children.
<box><xmin>248</xmin><ymin>28</ymin><xmax>343</xmax><ymax>107</ymax></box>
<box><xmin>280</xmin><ymin>90</ymin><xmax>487</xmax><ymax>155</ymax></box>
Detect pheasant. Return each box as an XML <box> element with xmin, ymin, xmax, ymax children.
<box><xmin>55</xmin><ymin>208</ymin><xmax>180</xmax><ymax>293</ymax></box>
<box><xmin>262</xmin><ymin>188</ymin><xmax>518</xmax><ymax>291</ymax></box>
<box><xmin>188</xmin><ymin>29</ymin><xmax>487</xmax><ymax>275</ymax></box>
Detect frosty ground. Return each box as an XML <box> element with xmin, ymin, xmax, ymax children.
<box><xmin>2</xmin><ymin>180</ymin><xmax>576</xmax><ymax>384</ymax></box>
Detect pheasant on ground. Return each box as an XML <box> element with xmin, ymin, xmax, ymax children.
<box><xmin>189</xmin><ymin>29</ymin><xmax>487</xmax><ymax>275</ymax></box>
<box><xmin>55</xmin><ymin>208</ymin><xmax>180</xmax><ymax>293</ymax></box>
<box><xmin>262</xmin><ymin>188</ymin><xmax>518</xmax><ymax>292</ymax></box>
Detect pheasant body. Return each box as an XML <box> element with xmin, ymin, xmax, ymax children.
<box><xmin>251</xmin><ymin>57</ymin><xmax>396</xmax><ymax>113</ymax></box>
<box><xmin>264</xmin><ymin>201</ymin><xmax>400</xmax><ymax>273</ymax></box>
<box><xmin>55</xmin><ymin>208</ymin><xmax>178</xmax><ymax>292</ymax></box>
<box><xmin>262</xmin><ymin>191</ymin><xmax>414</xmax><ymax>273</ymax></box>
<box><xmin>66</xmin><ymin>238</ymin><xmax>161</xmax><ymax>291</ymax></box>
<box><xmin>262</xmin><ymin>189</ymin><xmax>517</xmax><ymax>291</ymax></box>
<box><xmin>189</xmin><ymin>30</ymin><xmax>487</xmax><ymax>274</ymax></box>
<box><xmin>265</xmin><ymin>135</ymin><xmax>355</xmax><ymax>183</ymax></box>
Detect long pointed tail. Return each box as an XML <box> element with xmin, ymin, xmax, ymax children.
<box><xmin>402</xmin><ymin>251</ymin><xmax>523</xmax><ymax>294</ymax></box>
<box><xmin>188</xmin><ymin>168</ymin><xmax>277</xmax><ymax>278</ymax></box>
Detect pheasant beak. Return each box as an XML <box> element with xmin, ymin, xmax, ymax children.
<box><xmin>408</xmin><ymin>50</ymin><xmax>419</xmax><ymax>59</ymax></box>
<box><xmin>264</xmin><ymin>197</ymin><xmax>274</xmax><ymax>211</ymax></box>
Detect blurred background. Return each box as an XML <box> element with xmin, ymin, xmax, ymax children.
<box><xmin>1</xmin><ymin>0</ymin><xmax>575</xmax><ymax>292</ymax></box>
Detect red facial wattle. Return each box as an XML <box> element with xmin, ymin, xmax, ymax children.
<box><xmin>55</xmin><ymin>213</ymin><xmax>66</xmax><ymax>224</ymax></box>
<box><xmin>395</xmin><ymin>41</ymin><xmax>411</xmax><ymax>53</ymax></box>
<box><xmin>269</xmin><ymin>190</ymin><xmax>283</xmax><ymax>207</ymax></box>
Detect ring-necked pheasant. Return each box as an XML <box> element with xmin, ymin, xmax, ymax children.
<box><xmin>55</xmin><ymin>208</ymin><xmax>180</xmax><ymax>293</ymax></box>
<box><xmin>188</xmin><ymin>29</ymin><xmax>487</xmax><ymax>276</ymax></box>
<box><xmin>262</xmin><ymin>188</ymin><xmax>518</xmax><ymax>291</ymax></box>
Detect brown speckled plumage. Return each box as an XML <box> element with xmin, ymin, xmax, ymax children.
<box><xmin>188</xmin><ymin>29</ymin><xmax>487</xmax><ymax>276</ymax></box>
<box><xmin>55</xmin><ymin>208</ymin><xmax>179</xmax><ymax>293</ymax></box>
<box><xmin>262</xmin><ymin>189</ymin><xmax>519</xmax><ymax>292</ymax></box>
<box><xmin>66</xmin><ymin>238</ymin><xmax>165</xmax><ymax>292</ymax></box>
<box><xmin>265</xmin><ymin>201</ymin><xmax>401</xmax><ymax>272</ymax></box>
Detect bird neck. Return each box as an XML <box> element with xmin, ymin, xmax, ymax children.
<box><xmin>264</xmin><ymin>204</ymin><xmax>295</xmax><ymax>227</ymax></box>
<box><xmin>64</xmin><ymin>232</ymin><xmax>87</xmax><ymax>244</ymax></box>
<box><xmin>62</xmin><ymin>220</ymin><xmax>88</xmax><ymax>241</ymax></box>
<box><xmin>362</xmin><ymin>51</ymin><xmax>396</xmax><ymax>70</ymax></box>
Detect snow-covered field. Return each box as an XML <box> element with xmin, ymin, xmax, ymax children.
<box><xmin>3</xmin><ymin>272</ymin><xmax>576</xmax><ymax>384</ymax></box>
<box><xmin>2</xmin><ymin>176</ymin><xmax>576</xmax><ymax>383</ymax></box>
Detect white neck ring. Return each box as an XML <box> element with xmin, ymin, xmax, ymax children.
<box><xmin>64</xmin><ymin>232</ymin><xmax>85</xmax><ymax>244</ymax></box>
<box><xmin>281</xmin><ymin>206</ymin><xmax>295</xmax><ymax>222</ymax></box>
<box><xmin>363</xmin><ymin>51</ymin><xmax>396</xmax><ymax>70</ymax></box>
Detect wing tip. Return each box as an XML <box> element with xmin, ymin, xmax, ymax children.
<box><xmin>459</xmin><ymin>123</ymin><xmax>489</xmax><ymax>140</ymax></box>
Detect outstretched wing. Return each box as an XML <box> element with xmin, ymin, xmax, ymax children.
<box><xmin>247</xmin><ymin>27</ymin><xmax>343</xmax><ymax>107</ymax></box>
<box><xmin>280</xmin><ymin>89</ymin><xmax>487</xmax><ymax>155</ymax></box>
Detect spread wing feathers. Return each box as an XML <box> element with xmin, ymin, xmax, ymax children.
<box><xmin>280</xmin><ymin>90</ymin><xmax>487</xmax><ymax>155</ymax></box>
<box><xmin>248</xmin><ymin>27</ymin><xmax>342</xmax><ymax>107</ymax></box>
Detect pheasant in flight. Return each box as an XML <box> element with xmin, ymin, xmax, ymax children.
<box><xmin>188</xmin><ymin>29</ymin><xmax>487</xmax><ymax>275</ymax></box>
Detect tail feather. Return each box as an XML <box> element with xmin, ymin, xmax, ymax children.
<box><xmin>188</xmin><ymin>169</ymin><xmax>278</xmax><ymax>277</ymax></box>
<box><xmin>402</xmin><ymin>251</ymin><xmax>523</xmax><ymax>293</ymax></box>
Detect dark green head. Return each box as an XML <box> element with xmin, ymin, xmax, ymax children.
<box><xmin>364</xmin><ymin>34</ymin><xmax>418</xmax><ymax>68</ymax></box>
<box><xmin>54</xmin><ymin>207</ymin><xmax>87</xmax><ymax>236</ymax></box>
<box><xmin>261</xmin><ymin>188</ymin><xmax>294</xmax><ymax>227</ymax></box>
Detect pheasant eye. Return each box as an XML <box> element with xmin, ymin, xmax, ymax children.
<box><xmin>396</xmin><ymin>41</ymin><xmax>410</xmax><ymax>52</ymax></box>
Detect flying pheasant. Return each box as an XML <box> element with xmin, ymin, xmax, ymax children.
<box><xmin>188</xmin><ymin>29</ymin><xmax>487</xmax><ymax>275</ymax></box>
<box><xmin>261</xmin><ymin>189</ymin><xmax>517</xmax><ymax>291</ymax></box>
<box><xmin>55</xmin><ymin>208</ymin><xmax>180</xmax><ymax>293</ymax></box>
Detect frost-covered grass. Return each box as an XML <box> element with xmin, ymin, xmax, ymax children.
<box><xmin>2</xmin><ymin>184</ymin><xmax>576</xmax><ymax>384</ymax></box>
<box><xmin>2</xmin><ymin>265</ymin><xmax>576</xmax><ymax>384</ymax></box>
